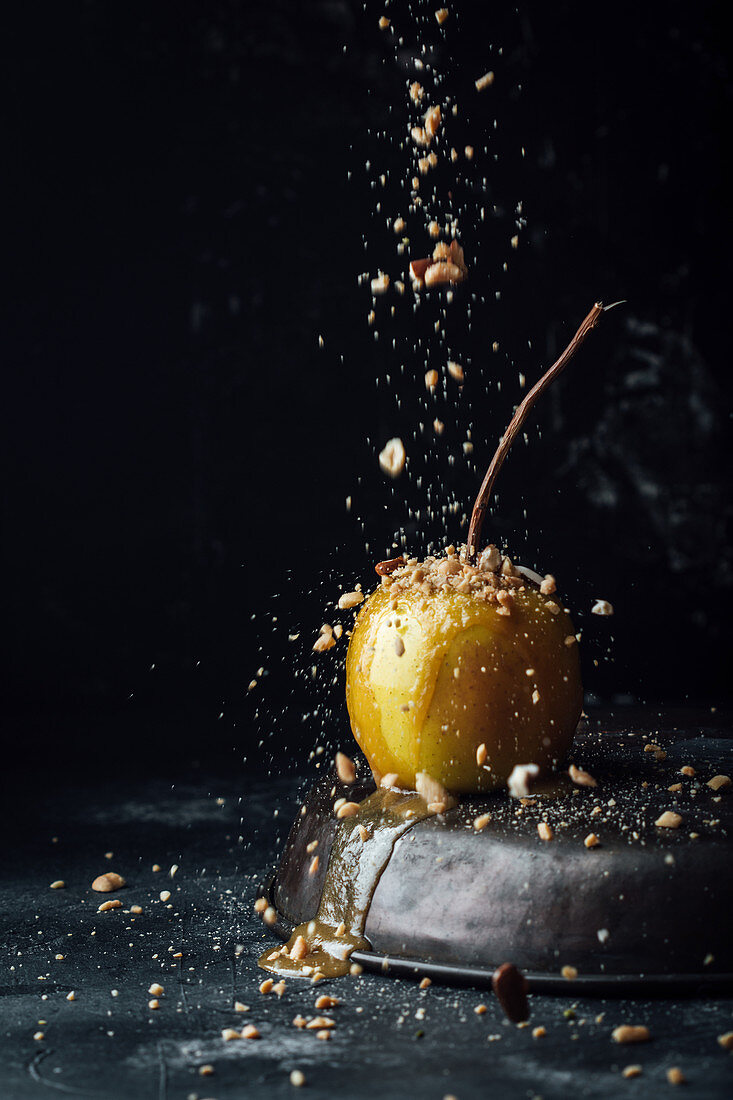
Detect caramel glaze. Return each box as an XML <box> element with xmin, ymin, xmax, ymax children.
<box><xmin>258</xmin><ymin>788</ymin><xmax>434</xmax><ymax>978</ymax></box>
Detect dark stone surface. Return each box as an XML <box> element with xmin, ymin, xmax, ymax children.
<box><xmin>2</xmin><ymin>711</ymin><xmax>732</xmax><ymax>1098</ymax></box>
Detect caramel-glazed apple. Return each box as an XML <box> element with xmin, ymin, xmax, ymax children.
<box><xmin>346</xmin><ymin>302</ymin><xmax>611</xmax><ymax>794</ymax></box>
<box><xmin>346</xmin><ymin>549</ymin><xmax>582</xmax><ymax>792</ymax></box>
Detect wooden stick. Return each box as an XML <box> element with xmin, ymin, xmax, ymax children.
<box><xmin>466</xmin><ymin>301</ymin><xmax>606</xmax><ymax>563</ymax></box>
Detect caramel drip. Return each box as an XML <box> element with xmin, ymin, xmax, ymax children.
<box><xmin>258</xmin><ymin>789</ymin><xmax>433</xmax><ymax>978</ymax></box>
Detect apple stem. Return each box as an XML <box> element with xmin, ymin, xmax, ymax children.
<box><xmin>467</xmin><ymin>301</ymin><xmax>607</xmax><ymax>563</ymax></box>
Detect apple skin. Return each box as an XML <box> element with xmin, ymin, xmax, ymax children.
<box><xmin>345</xmin><ymin>582</ymin><xmax>582</xmax><ymax>793</ymax></box>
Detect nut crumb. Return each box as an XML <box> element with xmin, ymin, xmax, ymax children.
<box><xmin>419</xmin><ymin>977</ymin><xmax>431</xmax><ymax>989</ymax></box>
<box><xmin>591</xmin><ymin>598</ymin><xmax>614</xmax><ymax>616</ymax></box>
<box><xmin>476</xmin><ymin>743</ymin><xmax>487</xmax><ymax>766</ymax></box>
<box><xmin>561</xmin><ymin>965</ymin><xmax>578</xmax><ymax>981</ymax></box>
<box><xmin>259</xmin><ymin>978</ymin><xmax>274</xmax><ymax>995</ymax></box>
<box><xmin>473</xmin><ymin>813</ymin><xmax>491</xmax><ymax>831</ymax></box>
<box><xmin>666</xmin><ymin>1068</ymin><xmax>685</xmax><ymax>1085</ymax></box>
<box><xmin>148</xmin><ymin>998</ymin><xmax>159</xmax><ymax>1010</ymax></box>
<box><xmin>242</xmin><ymin>1024</ymin><xmax>261</xmax><ymax>1039</ymax></box>
<box><xmin>50</xmin><ymin>880</ymin><xmax>65</xmax><ymax>890</ymax></box>
<box><xmin>622</xmin><ymin>1065</ymin><xmax>643</xmax><ymax>1078</ymax></box>
<box><xmin>336</xmin><ymin>801</ymin><xmax>360</xmax><ymax>819</ymax></box>
<box><xmin>435</xmin><ymin>7</ymin><xmax>449</xmax><ymax>24</ymax></box>
<box><xmin>290</xmin><ymin>1070</ymin><xmax>306</xmax><ymax>1087</ymax></box>
<box><xmin>532</xmin><ymin>1026</ymin><xmax>546</xmax><ymax>1038</ymax></box>
<box><xmin>148</xmin><ymin>983</ymin><xmax>164</xmax><ymax>997</ymax></box>
<box><xmin>584</xmin><ymin>833</ymin><xmax>600</xmax><ymax>849</ymax></box>
<box><xmin>707</xmin><ymin>775</ymin><xmax>730</xmax><ymax>791</ymax></box>
<box><xmin>537</xmin><ymin>822</ymin><xmax>553</xmax><ymax>842</ymax></box>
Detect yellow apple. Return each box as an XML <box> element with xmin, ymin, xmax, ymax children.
<box><xmin>345</xmin><ymin>567</ymin><xmax>582</xmax><ymax>793</ymax></box>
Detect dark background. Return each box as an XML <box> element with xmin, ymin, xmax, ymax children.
<box><xmin>3</xmin><ymin>0</ymin><xmax>731</xmax><ymax>775</ymax></box>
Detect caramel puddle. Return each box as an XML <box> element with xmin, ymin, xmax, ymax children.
<box><xmin>259</xmin><ymin>788</ymin><xmax>433</xmax><ymax>978</ymax></box>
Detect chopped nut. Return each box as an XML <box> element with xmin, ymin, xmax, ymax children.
<box><xmin>357</xmin><ymin>824</ymin><xmax>370</xmax><ymax>842</ymax></box>
<box><xmin>561</xmin><ymin>965</ymin><xmax>578</xmax><ymax>980</ymax></box>
<box><xmin>290</xmin><ymin>1070</ymin><xmax>306</xmax><ymax>1088</ymax></box>
<box><xmin>33</xmin><ymin>1032</ymin><xmax>44</xmax><ymax>1041</ymax></box>
<box><xmin>491</xmin><ymin>962</ymin><xmax>529</xmax><ymax>1023</ymax></box>
<box><xmin>474</xmin><ymin>1003</ymin><xmax>487</xmax><ymax>1015</ymax></box>
<box><xmin>707</xmin><ymin>775</ymin><xmax>730</xmax><ymax>791</ymax></box>
<box><xmin>584</xmin><ymin>833</ymin><xmax>600</xmax><ymax>849</ymax></box>
<box><xmin>447</xmin><ymin>360</ymin><xmax>464</xmax><ymax>382</ymax></box>
<box><xmin>371</xmin><ymin>273</ymin><xmax>390</xmax><ymax>295</ymax></box>
<box><xmin>622</xmin><ymin>1065</ymin><xmax>643</xmax><ymax>1078</ymax></box>
<box><xmin>379</xmin><ymin>437</ymin><xmax>406</xmax><ymax>478</ymax></box>
<box><xmin>380</xmin><ymin>772</ymin><xmax>400</xmax><ymax>789</ymax></box>
<box><xmin>316</xmin><ymin>1029</ymin><xmax>331</xmax><ymax>1041</ymax></box>
<box><xmin>667</xmin><ymin>1068</ymin><xmax>685</xmax><ymax>1085</ymax></box>
<box><xmin>717</xmin><ymin>1031</ymin><xmax>733</xmax><ymax>1049</ymax></box>
<box><xmin>680</xmin><ymin>766</ymin><xmax>696</xmax><ymax>777</ymax></box>
<box><xmin>315</xmin><ymin>995</ymin><xmax>339</xmax><ymax>1009</ymax></box>
<box><xmin>313</xmin><ymin>632</ymin><xmax>336</xmax><ymax>653</ymax></box>
<box><xmin>425</xmin><ymin>368</ymin><xmax>439</xmax><ymax>389</ymax></box>
<box><xmin>476</xmin><ymin>742</ymin><xmax>488</xmax><ymax>766</ymax></box>
<box><xmin>475</xmin><ymin>71</ymin><xmax>495</xmax><ymax>91</ymax></box>
<box><xmin>92</xmin><ymin>872</ymin><xmax>126</xmax><ymax>893</ymax></box>
<box><xmin>378</xmin><ymin>16</ymin><xmax>390</xmax><ymax>29</ymax></box>
<box><xmin>409</xmin><ymin>82</ymin><xmax>424</xmax><ymax>104</ymax></box>
<box><xmin>259</xmin><ymin>978</ymin><xmax>274</xmax><ymax>995</ymax></box>
<box><xmin>338</xmin><ymin>590</ymin><xmax>364</xmax><ymax>610</ymax></box>
<box><xmin>159</xmin><ymin>890</ymin><xmax>171</xmax><ymax>902</ymax></box>
<box><xmin>424</xmin><ymin>105</ymin><xmax>442</xmax><ymax>138</ymax></box>
<box><xmin>507</xmin><ymin>763</ymin><xmax>539</xmax><ymax>798</ymax></box>
<box><xmin>569</xmin><ymin>764</ymin><xmax>597</xmax><ymax>788</ymax></box>
<box><xmin>336</xmin><ymin>801</ymin><xmax>360</xmax><ymax>819</ymax></box>
<box><xmin>464</xmin><ymin>145</ymin><xmax>474</xmax><ymax>160</ymax></box>
<box><xmin>612</xmin><ymin>1025</ymin><xmax>651</xmax><ymax>1044</ymax></box>
<box><xmin>424</xmin><ymin>261</ymin><xmax>464</xmax><ymax>286</ymax></box>
<box><xmin>415</xmin><ymin>771</ymin><xmax>457</xmax><ymax>811</ymax></box>
<box><xmin>234</xmin><ymin>1001</ymin><xmax>249</xmax><ymax>1012</ymax></box>
<box><xmin>263</xmin><ymin>906</ymin><xmax>277</xmax><ymax>926</ymax></box>
<box><xmin>306</xmin><ymin>1016</ymin><xmax>336</xmax><ymax>1030</ymax></box>
<box><xmin>533</xmin><ymin>1026</ymin><xmax>546</xmax><ymax>1038</ymax></box>
<box><xmin>473</xmin><ymin>813</ymin><xmax>491</xmax><ymax>831</ymax></box>
<box><xmin>242</xmin><ymin>1024</ymin><xmax>261</xmax><ymax>1039</ymax></box>
<box><xmin>539</xmin><ymin>574</ymin><xmax>557</xmax><ymax>595</ymax></box>
<box><xmin>66</xmin><ymin>991</ymin><xmax>75</xmax><ymax>1001</ymax></box>
<box><xmin>433</xmin><ymin>418</ymin><xmax>444</xmax><ymax>435</ymax></box>
<box><xmin>668</xmin><ymin>783</ymin><xmax>683</xmax><ymax>793</ymax></box>
<box><xmin>419</xmin><ymin>977</ymin><xmax>431</xmax><ymax>989</ymax></box>
<box><xmin>98</xmin><ymin>899</ymin><xmax>122</xmax><ymax>912</ymax></box>
<box><xmin>537</xmin><ymin>822</ymin><xmax>553</xmax><ymax>842</ymax></box>
<box><xmin>655</xmin><ymin>811</ymin><xmax>683</xmax><ymax>829</ymax></box>
<box><xmin>591</xmin><ymin>598</ymin><xmax>614</xmax><ymax>616</ymax></box>
<box><xmin>564</xmin><ymin>635</ymin><xmax>577</xmax><ymax>647</ymax></box>
<box><xmin>50</xmin><ymin>880</ymin><xmax>65</xmax><ymax>890</ymax></box>
<box><xmin>308</xmin><ymin>856</ymin><xmax>320</xmax><ymax>876</ymax></box>
<box><xmin>148</xmin><ymin>983</ymin><xmax>164</xmax><ymax>997</ymax></box>
<box><xmin>435</xmin><ymin>7</ymin><xmax>449</xmax><ymax>24</ymax></box>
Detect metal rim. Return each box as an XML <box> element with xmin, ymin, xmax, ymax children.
<box><xmin>256</xmin><ymin>876</ymin><xmax>733</xmax><ymax>996</ymax></box>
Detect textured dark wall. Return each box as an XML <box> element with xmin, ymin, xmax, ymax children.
<box><xmin>3</xmin><ymin>1</ymin><xmax>731</xmax><ymax>769</ymax></box>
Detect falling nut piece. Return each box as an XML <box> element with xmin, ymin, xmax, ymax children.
<box><xmin>591</xmin><ymin>599</ymin><xmax>614</xmax><ymax>616</ymax></box>
<box><xmin>338</xmin><ymin>591</ymin><xmax>364</xmax><ymax>610</ymax></box>
<box><xmin>707</xmin><ymin>775</ymin><xmax>731</xmax><ymax>791</ymax></box>
<box><xmin>569</xmin><ymin>764</ymin><xmax>597</xmax><ymax>788</ymax></box>
<box><xmin>415</xmin><ymin>771</ymin><xmax>457</xmax><ymax>811</ymax></box>
<box><xmin>379</xmin><ymin>437</ymin><xmax>406</xmax><ymax>478</ymax></box>
<box><xmin>335</xmin><ymin>751</ymin><xmax>356</xmax><ymax>784</ymax></box>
